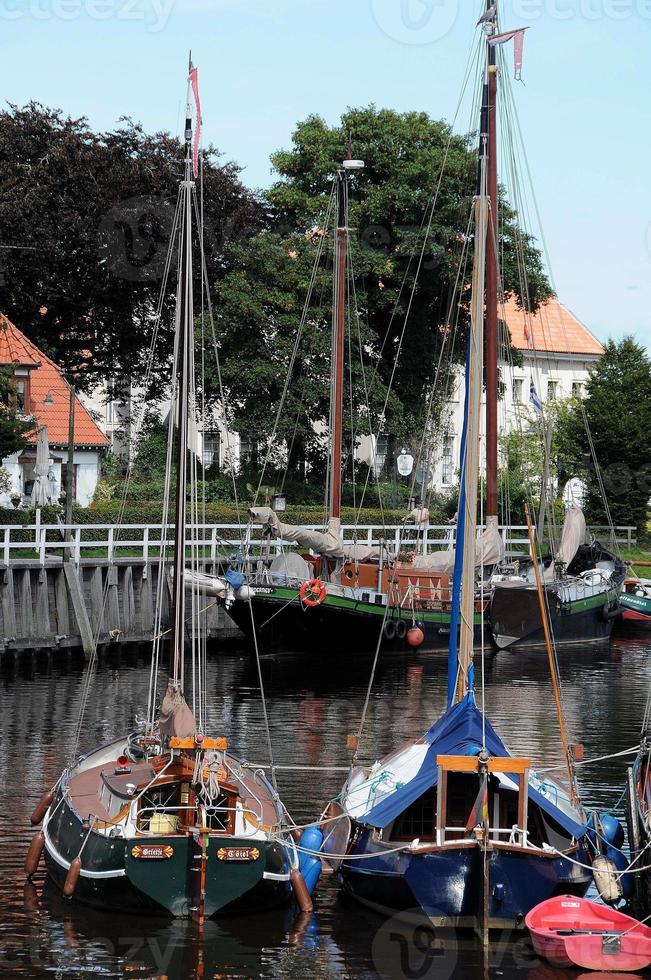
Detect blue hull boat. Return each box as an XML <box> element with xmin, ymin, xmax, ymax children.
<box><xmin>327</xmin><ymin>695</ymin><xmax>593</xmax><ymax>931</ymax></box>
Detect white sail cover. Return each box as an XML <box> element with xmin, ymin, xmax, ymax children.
<box><xmin>545</xmin><ymin>504</ymin><xmax>586</xmax><ymax>579</ymax></box>
<box><xmin>411</xmin><ymin>515</ymin><xmax>504</xmax><ymax>573</ymax></box>
<box><xmin>249</xmin><ymin>508</ymin><xmax>378</xmax><ymax>561</ymax></box>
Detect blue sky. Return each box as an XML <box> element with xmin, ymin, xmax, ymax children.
<box><xmin>3</xmin><ymin>0</ymin><xmax>650</xmax><ymax>348</ymax></box>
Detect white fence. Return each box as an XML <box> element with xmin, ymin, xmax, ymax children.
<box><xmin>0</xmin><ymin>520</ymin><xmax>637</xmax><ymax>567</ymax></box>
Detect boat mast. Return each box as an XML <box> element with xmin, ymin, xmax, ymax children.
<box><xmin>329</xmin><ymin>167</ymin><xmax>348</xmax><ymax>523</ymax></box>
<box><xmin>454</xmin><ymin>168</ymin><xmax>488</xmax><ymax>703</ymax></box>
<box><xmin>329</xmin><ymin>149</ymin><xmax>363</xmax><ymax>523</ymax></box>
<box><xmin>168</xmin><ymin>66</ymin><xmax>195</xmax><ymax>689</ymax></box>
<box><xmin>484</xmin><ymin>0</ymin><xmax>499</xmax><ymax>523</ymax></box>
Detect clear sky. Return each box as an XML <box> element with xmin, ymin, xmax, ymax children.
<box><xmin>3</xmin><ymin>0</ymin><xmax>651</xmax><ymax>349</ymax></box>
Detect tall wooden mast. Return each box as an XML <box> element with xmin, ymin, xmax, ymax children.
<box><xmin>484</xmin><ymin>0</ymin><xmax>499</xmax><ymax>520</ymax></box>
<box><xmin>329</xmin><ymin>153</ymin><xmax>363</xmax><ymax>522</ymax></box>
<box><xmin>168</xmin><ymin>68</ymin><xmax>195</xmax><ymax>687</ymax></box>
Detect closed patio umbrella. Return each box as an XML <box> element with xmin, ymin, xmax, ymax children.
<box><xmin>30</xmin><ymin>425</ymin><xmax>50</xmax><ymax>507</ymax></box>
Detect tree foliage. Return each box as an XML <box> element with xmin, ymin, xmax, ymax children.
<box><xmin>0</xmin><ymin>103</ymin><xmax>263</xmax><ymax>394</ymax></box>
<box><xmin>555</xmin><ymin>337</ymin><xmax>651</xmax><ymax>536</ymax></box>
<box><xmin>211</xmin><ymin>107</ymin><xmax>551</xmax><ymax>482</ymax></box>
<box><xmin>0</xmin><ymin>366</ymin><xmax>33</xmax><ymax>460</ymax></box>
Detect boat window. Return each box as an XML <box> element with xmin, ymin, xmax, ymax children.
<box><xmin>392</xmin><ymin>788</ymin><xmax>436</xmax><ymax>841</ymax></box>
<box><xmin>204</xmin><ymin>790</ymin><xmax>235</xmax><ymax>833</ymax></box>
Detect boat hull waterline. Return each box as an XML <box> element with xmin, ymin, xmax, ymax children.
<box><xmin>227</xmin><ymin>585</ymin><xmax>487</xmax><ymax>655</ymax></box>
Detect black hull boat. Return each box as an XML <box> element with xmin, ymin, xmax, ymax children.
<box><xmin>25</xmin><ymin>63</ymin><xmax>313</xmax><ymax>923</ymax></box>
<box><xmin>490</xmin><ymin>540</ymin><xmax>625</xmax><ymax>651</ymax></box>
<box><xmin>40</xmin><ymin>736</ymin><xmax>293</xmax><ymax>918</ymax></box>
<box><xmin>226</xmin><ymin>583</ymin><xmax>489</xmax><ymax>655</ymax></box>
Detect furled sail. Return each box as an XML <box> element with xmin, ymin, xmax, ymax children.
<box><xmin>249</xmin><ymin>507</ymin><xmax>378</xmax><ymax>561</ymax></box>
<box><xmin>158</xmin><ymin>684</ymin><xmax>197</xmax><ymax>739</ymax></box>
<box><xmin>410</xmin><ymin>515</ymin><xmax>504</xmax><ymax>573</ymax></box>
<box><xmin>544</xmin><ymin>504</ymin><xmax>586</xmax><ymax>580</ymax></box>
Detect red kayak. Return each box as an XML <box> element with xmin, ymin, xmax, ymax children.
<box><xmin>526</xmin><ymin>895</ymin><xmax>651</xmax><ymax>972</ymax></box>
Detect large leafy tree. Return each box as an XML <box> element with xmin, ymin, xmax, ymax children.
<box><xmin>556</xmin><ymin>337</ymin><xmax>651</xmax><ymax>536</ymax></box>
<box><xmin>212</xmin><ymin>107</ymin><xmax>551</xmax><ymax>480</ymax></box>
<box><xmin>0</xmin><ymin>103</ymin><xmax>263</xmax><ymax>395</ymax></box>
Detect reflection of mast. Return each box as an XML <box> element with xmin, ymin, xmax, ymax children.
<box><xmin>329</xmin><ymin>153</ymin><xmax>363</xmax><ymax>522</ymax></box>
<box><xmin>168</xmin><ymin>68</ymin><xmax>195</xmax><ymax>687</ymax></box>
<box><xmin>484</xmin><ymin>0</ymin><xmax>499</xmax><ymax>521</ymax></box>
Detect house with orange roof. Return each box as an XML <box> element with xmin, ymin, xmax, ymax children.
<box><xmin>430</xmin><ymin>296</ymin><xmax>604</xmax><ymax>490</ymax></box>
<box><xmin>0</xmin><ymin>313</ymin><xmax>109</xmax><ymax>506</ymax></box>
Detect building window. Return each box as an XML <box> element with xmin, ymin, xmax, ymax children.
<box><xmin>572</xmin><ymin>381</ymin><xmax>583</xmax><ymax>398</ymax></box>
<box><xmin>513</xmin><ymin>379</ymin><xmax>523</xmax><ymax>403</ymax></box>
<box><xmin>240</xmin><ymin>437</ymin><xmax>260</xmax><ymax>468</ymax></box>
<box><xmin>547</xmin><ymin>381</ymin><xmax>558</xmax><ymax>402</ymax></box>
<box><xmin>202</xmin><ymin>430</ymin><xmax>220</xmax><ymax>469</ymax></box>
<box><xmin>441</xmin><ymin>436</ymin><xmax>454</xmax><ymax>486</ymax></box>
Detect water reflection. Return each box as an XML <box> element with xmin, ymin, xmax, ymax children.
<box><xmin>1</xmin><ymin>637</ymin><xmax>650</xmax><ymax>977</ymax></box>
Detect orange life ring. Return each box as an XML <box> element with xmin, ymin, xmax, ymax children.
<box><xmin>299</xmin><ymin>578</ymin><xmax>326</xmax><ymax>607</ymax></box>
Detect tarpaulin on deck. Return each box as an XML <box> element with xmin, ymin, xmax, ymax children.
<box><xmin>360</xmin><ymin>695</ymin><xmax>586</xmax><ymax>839</ymax></box>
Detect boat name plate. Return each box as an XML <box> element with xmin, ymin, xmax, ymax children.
<box><xmin>131</xmin><ymin>844</ymin><xmax>174</xmax><ymax>860</ymax></box>
<box><xmin>216</xmin><ymin>846</ymin><xmax>260</xmax><ymax>862</ymax></box>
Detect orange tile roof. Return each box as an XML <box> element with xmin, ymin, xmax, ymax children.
<box><xmin>0</xmin><ymin>313</ymin><xmax>109</xmax><ymax>448</ymax></box>
<box><xmin>502</xmin><ymin>296</ymin><xmax>604</xmax><ymax>357</ymax></box>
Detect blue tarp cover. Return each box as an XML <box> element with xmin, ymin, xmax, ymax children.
<box><xmin>362</xmin><ymin>695</ymin><xmax>586</xmax><ymax>839</ymax></box>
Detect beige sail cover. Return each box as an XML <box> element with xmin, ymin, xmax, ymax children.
<box><xmin>159</xmin><ymin>684</ymin><xmax>197</xmax><ymax>739</ymax></box>
<box><xmin>411</xmin><ymin>515</ymin><xmax>504</xmax><ymax>573</ymax></box>
<box><xmin>544</xmin><ymin>504</ymin><xmax>586</xmax><ymax>580</ymax></box>
<box><xmin>249</xmin><ymin>508</ymin><xmax>379</xmax><ymax>561</ymax></box>
<box><xmin>404</xmin><ymin>506</ymin><xmax>429</xmax><ymax>528</ymax></box>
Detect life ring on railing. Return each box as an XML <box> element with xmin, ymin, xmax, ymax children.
<box><xmin>299</xmin><ymin>578</ymin><xmax>327</xmax><ymax>607</ymax></box>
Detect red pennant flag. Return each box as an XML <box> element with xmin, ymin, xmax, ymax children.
<box><xmin>488</xmin><ymin>27</ymin><xmax>528</xmax><ymax>81</ymax></box>
<box><xmin>189</xmin><ymin>66</ymin><xmax>202</xmax><ymax>178</ymax></box>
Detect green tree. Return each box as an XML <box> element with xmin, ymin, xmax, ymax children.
<box><xmin>0</xmin><ymin>366</ymin><xmax>34</xmax><ymax>459</ymax></box>
<box><xmin>211</xmin><ymin>107</ymin><xmax>551</xmax><ymax>482</ymax></box>
<box><xmin>0</xmin><ymin>103</ymin><xmax>263</xmax><ymax>396</ymax></box>
<box><xmin>555</xmin><ymin>337</ymin><xmax>651</xmax><ymax>536</ymax></box>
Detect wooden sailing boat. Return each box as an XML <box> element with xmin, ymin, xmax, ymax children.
<box><xmin>318</xmin><ymin>16</ymin><xmax>597</xmax><ymax>932</ymax></box>
<box><xmin>224</xmin><ymin>4</ymin><xmax>623</xmax><ymax>658</ymax></box>
<box><xmin>24</xmin><ymin>63</ymin><xmax>300</xmax><ymax>919</ymax></box>
<box><xmin>225</xmin><ymin>154</ymin><xmax>496</xmax><ymax>655</ymax></box>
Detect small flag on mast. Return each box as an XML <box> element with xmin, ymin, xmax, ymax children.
<box><xmin>189</xmin><ymin>66</ymin><xmax>202</xmax><ymax>178</ymax></box>
<box><xmin>530</xmin><ymin>382</ymin><xmax>542</xmax><ymax>413</ymax></box>
<box><xmin>523</xmin><ymin>318</ymin><xmax>534</xmax><ymax>348</ymax></box>
<box><xmin>488</xmin><ymin>27</ymin><xmax>528</xmax><ymax>80</ymax></box>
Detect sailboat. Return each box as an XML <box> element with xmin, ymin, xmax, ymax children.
<box><xmin>225</xmin><ymin>155</ymin><xmax>502</xmax><ymax>655</ymax></box>
<box><xmin>24</xmin><ymin>63</ymin><xmax>301</xmax><ymax>919</ymax></box>
<box><xmin>319</xmin><ymin>14</ymin><xmax>598</xmax><ymax>932</ymax></box>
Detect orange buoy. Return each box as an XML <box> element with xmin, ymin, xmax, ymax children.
<box><xmin>24</xmin><ymin>830</ymin><xmax>45</xmax><ymax>878</ymax></box>
<box><xmin>63</xmin><ymin>856</ymin><xmax>82</xmax><ymax>898</ymax></box>
<box><xmin>406</xmin><ymin>626</ymin><xmax>424</xmax><ymax>648</ymax></box>
<box><xmin>30</xmin><ymin>789</ymin><xmax>54</xmax><ymax>825</ymax></box>
<box><xmin>290</xmin><ymin>868</ymin><xmax>313</xmax><ymax>913</ymax></box>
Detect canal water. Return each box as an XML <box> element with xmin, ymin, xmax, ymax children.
<box><xmin>1</xmin><ymin>636</ymin><xmax>649</xmax><ymax>979</ymax></box>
